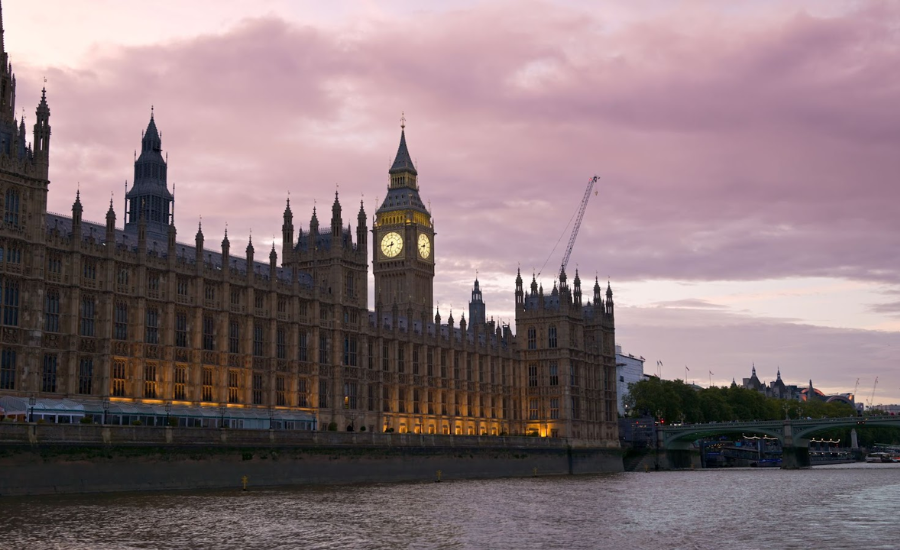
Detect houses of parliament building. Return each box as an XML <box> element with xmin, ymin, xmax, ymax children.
<box><xmin>0</xmin><ymin>10</ymin><xmax>619</xmax><ymax>444</ymax></box>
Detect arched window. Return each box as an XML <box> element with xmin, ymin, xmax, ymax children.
<box><xmin>527</xmin><ymin>327</ymin><xmax>536</xmax><ymax>350</ymax></box>
<box><xmin>4</xmin><ymin>189</ymin><xmax>19</xmax><ymax>227</ymax></box>
<box><xmin>44</xmin><ymin>289</ymin><xmax>60</xmax><ymax>332</ymax></box>
<box><xmin>548</xmin><ymin>325</ymin><xmax>558</xmax><ymax>348</ymax></box>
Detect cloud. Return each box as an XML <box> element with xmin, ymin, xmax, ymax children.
<box><xmin>8</xmin><ymin>0</ymin><xmax>900</xmax><ymax>316</ymax></box>
<box><xmin>615</xmin><ymin>304</ymin><xmax>900</xmax><ymax>402</ymax></box>
<box><xmin>651</xmin><ymin>299</ymin><xmax>728</xmax><ymax>310</ymax></box>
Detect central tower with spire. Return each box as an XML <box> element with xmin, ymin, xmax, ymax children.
<box><xmin>125</xmin><ymin>108</ymin><xmax>172</xmax><ymax>241</ymax></box>
<box><xmin>373</xmin><ymin>115</ymin><xmax>435</xmax><ymax>313</ymax></box>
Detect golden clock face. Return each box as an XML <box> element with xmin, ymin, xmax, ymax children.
<box><xmin>380</xmin><ymin>231</ymin><xmax>403</xmax><ymax>258</ymax></box>
<box><xmin>417</xmin><ymin>233</ymin><xmax>431</xmax><ymax>259</ymax></box>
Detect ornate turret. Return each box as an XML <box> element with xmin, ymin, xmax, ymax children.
<box><xmin>573</xmin><ymin>269</ymin><xmax>582</xmax><ymax>307</ymax></box>
<box><xmin>515</xmin><ymin>268</ymin><xmax>524</xmax><ymax>306</ymax></box>
<box><xmin>605</xmin><ymin>281</ymin><xmax>614</xmax><ymax>316</ymax></box>
<box><xmin>71</xmin><ymin>189</ymin><xmax>83</xmax><ymax>239</ymax></box>
<box><xmin>434</xmin><ymin>308</ymin><xmax>441</xmax><ymax>326</ymax></box>
<box><xmin>105</xmin><ymin>197</ymin><xmax>116</xmax><ymax>242</ymax></box>
<box><xmin>356</xmin><ymin>200</ymin><xmax>367</xmax><ymax>252</ymax></box>
<box><xmin>269</xmin><ymin>243</ymin><xmax>277</xmax><ymax>280</ymax></box>
<box><xmin>195</xmin><ymin>220</ymin><xmax>204</xmax><ymax>265</ymax></box>
<box><xmin>308</xmin><ymin>207</ymin><xmax>318</xmax><ymax>251</ymax></box>
<box><xmin>246</xmin><ymin>233</ymin><xmax>254</xmax><ymax>268</ymax></box>
<box><xmin>281</xmin><ymin>197</ymin><xmax>293</xmax><ymax>265</ymax></box>
<box><xmin>220</xmin><ymin>225</ymin><xmax>229</xmax><ymax>258</ymax></box>
<box><xmin>125</xmin><ymin>108</ymin><xmax>172</xmax><ymax>241</ymax></box>
<box><xmin>33</xmin><ymin>87</ymin><xmax>51</xmax><ymax>177</ymax></box>
<box><xmin>469</xmin><ymin>277</ymin><xmax>486</xmax><ymax>328</ymax></box>
<box><xmin>331</xmin><ymin>191</ymin><xmax>342</xmax><ymax>241</ymax></box>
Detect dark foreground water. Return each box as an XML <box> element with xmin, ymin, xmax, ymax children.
<box><xmin>0</xmin><ymin>463</ymin><xmax>897</xmax><ymax>550</ymax></box>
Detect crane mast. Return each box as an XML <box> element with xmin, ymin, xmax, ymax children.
<box><xmin>868</xmin><ymin>377</ymin><xmax>879</xmax><ymax>409</ymax></box>
<box><xmin>559</xmin><ymin>175</ymin><xmax>599</xmax><ymax>277</ymax></box>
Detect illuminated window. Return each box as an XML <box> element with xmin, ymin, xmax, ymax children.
<box><xmin>277</xmin><ymin>376</ymin><xmax>287</xmax><ymax>406</ymax></box>
<box><xmin>174</xmin><ymin>366</ymin><xmax>186</xmax><ymax>400</ymax></box>
<box><xmin>298</xmin><ymin>378</ymin><xmax>308</xmax><ymax>407</ymax></box>
<box><xmin>144</xmin><ymin>363</ymin><xmax>157</xmax><ymax>398</ymax></box>
<box><xmin>202</xmin><ymin>367</ymin><xmax>214</xmax><ymax>402</ymax></box>
<box><xmin>228</xmin><ymin>370</ymin><xmax>240</xmax><ymax>403</ymax></box>
<box><xmin>112</xmin><ymin>360</ymin><xmax>127</xmax><ymax>397</ymax></box>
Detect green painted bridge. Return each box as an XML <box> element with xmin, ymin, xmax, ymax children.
<box><xmin>657</xmin><ymin>416</ymin><xmax>900</xmax><ymax>469</ymax></box>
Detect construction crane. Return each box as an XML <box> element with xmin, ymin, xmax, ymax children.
<box><xmin>868</xmin><ymin>377</ymin><xmax>879</xmax><ymax>409</ymax></box>
<box><xmin>853</xmin><ymin>378</ymin><xmax>860</xmax><ymax>403</ymax></box>
<box><xmin>537</xmin><ymin>175</ymin><xmax>599</xmax><ymax>278</ymax></box>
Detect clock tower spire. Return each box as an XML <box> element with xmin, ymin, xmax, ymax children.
<box><xmin>373</xmin><ymin>115</ymin><xmax>435</xmax><ymax>313</ymax></box>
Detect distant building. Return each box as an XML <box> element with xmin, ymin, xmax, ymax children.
<box><xmin>616</xmin><ymin>345</ymin><xmax>644</xmax><ymax>416</ymax></box>
<box><xmin>741</xmin><ymin>366</ymin><xmax>855</xmax><ymax>406</ymax></box>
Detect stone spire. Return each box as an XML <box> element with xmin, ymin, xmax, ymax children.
<box><xmin>281</xmin><ymin>196</ymin><xmax>293</xmax><ymax>265</ymax></box>
<box><xmin>390</xmin><ymin>113</ymin><xmax>418</xmax><ymax>177</ymax></box>
<box><xmin>331</xmin><ymin>190</ymin><xmax>342</xmax><ymax>238</ymax></box>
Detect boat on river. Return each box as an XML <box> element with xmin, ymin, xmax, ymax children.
<box><xmin>865</xmin><ymin>452</ymin><xmax>893</xmax><ymax>463</ymax></box>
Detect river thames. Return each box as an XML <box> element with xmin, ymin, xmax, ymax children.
<box><xmin>0</xmin><ymin>463</ymin><xmax>895</xmax><ymax>549</ymax></box>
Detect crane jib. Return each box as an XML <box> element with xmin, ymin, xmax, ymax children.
<box><xmin>559</xmin><ymin>175</ymin><xmax>599</xmax><ymax>277</ymax></box>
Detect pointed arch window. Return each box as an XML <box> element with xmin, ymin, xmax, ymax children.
<box><xmin>44</xmin><ymin>289</ymin><xmax>60</xmax><ymax>333</ymax></box>
<box><xmin>548</xmin><ymin>325</ymin><xmax>558</xmax><ymax>348</ymax></box>
<box><xmin>4</xmin><ymin>189</ymin><xmax>19</xmax><ymax>227</ymax></box>
<box><xmin>527</xmin><ymin>327</ymin><xmax>536</xmax><ymax>350</ymax></box>
<box><xmin>0</xmin><ymin>276</ymin><xmax>19</xmax><ymax>327</ymax></box>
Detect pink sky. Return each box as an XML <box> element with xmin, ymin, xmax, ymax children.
<box><xmin>6</xmin><ymin>0</ymin><xmax>899</xmax><ymax>403</ymax></box>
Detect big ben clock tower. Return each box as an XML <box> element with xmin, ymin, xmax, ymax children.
<box><xmin>373</xmin><ymin>117</ymin><xmax>435</xmax><ymax>313</ymax></box>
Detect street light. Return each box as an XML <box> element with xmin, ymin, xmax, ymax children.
<box><xmin>102</xmin><ymin>398</ymin><xmax>110</xmax><ymax>425</ymax></box>
<box><xmin>219</xmin><ymin>404</ymin><xmax>227</xmax><ymax>429</ymax></box>
<box><xmin>268</xmin><ymin>406</ymin><xmax>275</xmax><ymax>430</ymax></box>
<box><xmin>28</xmin><ymin>394</ymin><xmax>36</xmax><ymax>423</ymax></box>
<box><xmin>165</xmin><ymin>401</ymin><xmax>172</xmax><ymax>426</ymax></box>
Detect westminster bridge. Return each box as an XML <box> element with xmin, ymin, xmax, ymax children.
<box><xmin>656</xmin><ymin>416</ymin><xmax>900</xmax><ymax>469</ymax></box>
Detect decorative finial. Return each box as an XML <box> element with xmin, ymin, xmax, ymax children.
<box><xmin>400</xmin><ymin>111</ymin><xmax>406</xmax><ymax>130</ymax></box>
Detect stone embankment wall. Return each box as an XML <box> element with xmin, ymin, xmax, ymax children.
<box><xmin>0</xmin><ymin>424</ymin><xmax>623</xmax><ymax>496</ymax></box>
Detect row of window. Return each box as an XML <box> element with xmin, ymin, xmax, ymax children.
<box><xmin>526</xmin><ymin>325</ymin><xmax>559</xmax><ymax>349</ymax></box>
<box><xmin>0</xmin><ymin>348</ymin><xmax>93</xmax><ymax>394</ymax></box>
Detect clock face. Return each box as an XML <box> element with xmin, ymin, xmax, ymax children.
<box><xmin>417</xmin><ymin>233</ymin><xmax>431</xmax><ymax>259</ymax></box>
<box><xmin>380</xmin><ymin>231</ymin><xmax>403</xmax><ymax>258</ymax></box>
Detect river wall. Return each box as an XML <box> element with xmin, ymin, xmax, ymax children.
<box><xmin>0</xmin><ymin>424</ymin><xmax>622</xmax><ymax>496</ymax></box>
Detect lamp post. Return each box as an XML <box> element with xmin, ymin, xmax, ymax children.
<box><xmin>102</xmin><ymin>398</ymin><xmax>110</xmax><ymax>425</ymax></box>
<box><xmin>268</xmin><ymin>406</ymin><xmax>275</xmax><ymax>430</ymax></box>
<box><xmin>28</xmin><ymin>394</ymin><xmax>36</xmax><ymax>423</ymax></box>
<box><xmin>219</xmin><ymin>404</ymin><xmax>227</xmax><ymax>429</ymax></box>
<box><xmin>165</xmin><ymin>401</ymin><xmax>172</xmax><ymax>426</ymax></box>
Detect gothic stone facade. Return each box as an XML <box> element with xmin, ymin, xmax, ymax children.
<box><xmin>0</xmin><ymin>13</ymin><xmax>618</xmax><ymax>442</ymax></box>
